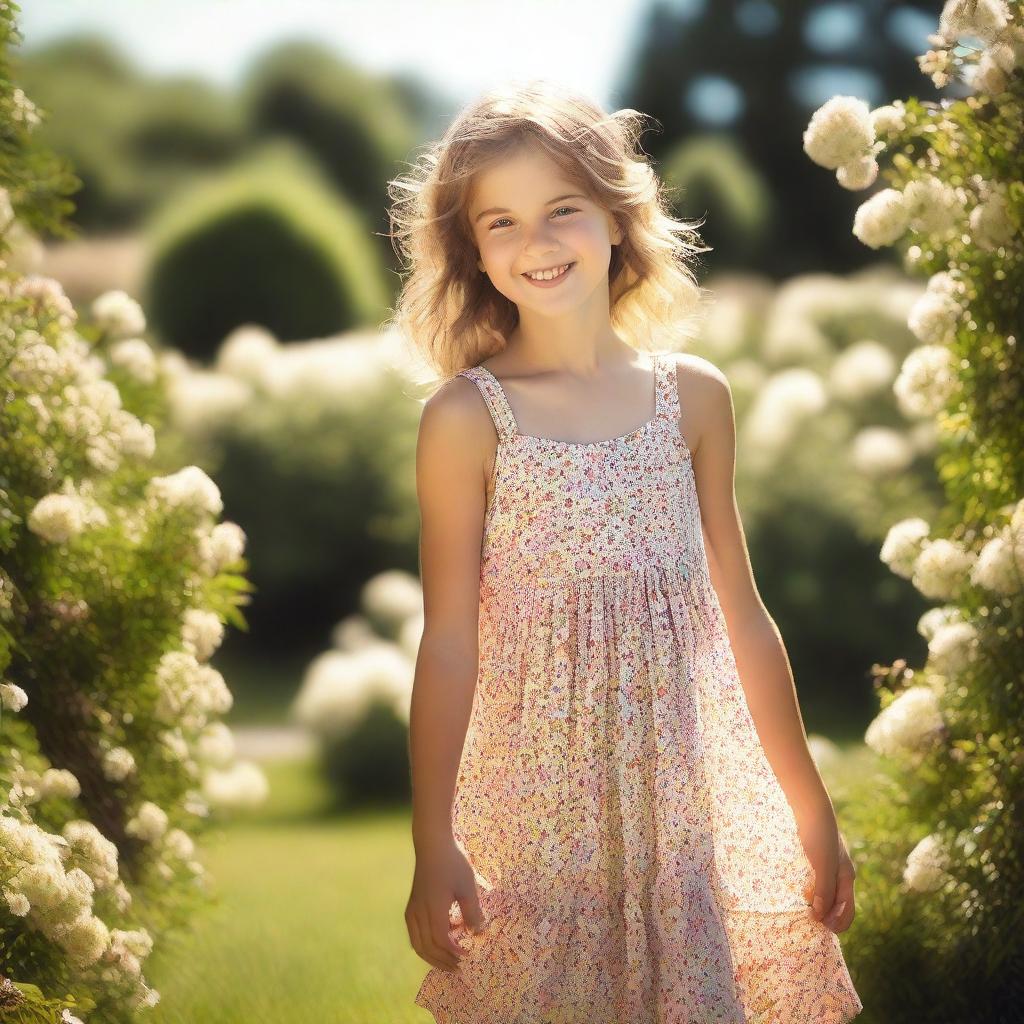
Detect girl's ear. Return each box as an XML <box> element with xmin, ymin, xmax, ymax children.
<box><xmin>609</xmin><ymin>215</ymin><xmax>624</xmax><ymax>246</ymax></box>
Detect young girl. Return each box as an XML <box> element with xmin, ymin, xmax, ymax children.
<box><xmin>390</xmin><ymin>79</ymin><xmax>863</xmax><ymax>1023</ymax></box>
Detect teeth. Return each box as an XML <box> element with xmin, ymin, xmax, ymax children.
<box><xmin>525</xmin><ymin>263</ymin><xmax>571</xmax><ymax>281</ymax></box>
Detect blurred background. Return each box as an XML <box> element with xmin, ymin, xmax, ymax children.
<box><xmin>14</xmin><ymin>1</ymin><xmax>963</xmax><ymax>1020</ymax></box>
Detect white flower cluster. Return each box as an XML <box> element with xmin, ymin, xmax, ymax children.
<box><xmin>108</xmin><ymin>337</ymin><xmax>159</xmax><ymax>384</ymax></box>
<box><xmin>90</xmin><ymin>290</ymin><xmax>146</xmax><ymax>341</ymax></box>
<box><xmin>60</xmin><ymin>377</ymin><xmax>158</xmax><ymax>473</ymax></box>
<box><xmin>3</xmin><ymin>279</ymin><xmax>158</xmax><ymax>476</ymax></box>
<box><xmin>850</xmin><ymin>175</ymin><xmax>966</xmax><ymax>251</ymax></box>
<box><xmin>195</xmin><ymin>520</ymin><xmax>247</xmax><ymax>576</ymax></box>
<box><xmin>881</xmin><ymin>517</ymin><xmax>976</xmax><ymax>600</ymax></box>
<box><xmin>181</xmin><ymin>608</ymin><xmax>225</xmax><ymax>662</ymax></box>
<box><xmin>152</xmin><ymin>649</ymin><xmax>233</xmax><ymax>732</ymax></box>
<box><xmin>146</xmin><ymin>465</ymin><xmax>223</xmax><ymax>518</ymax></box>
<box><xmin>99</xmin><ymin>926</ymin><xmax>159</xmax><ymax>1010</ymax></box>
<box><xmin>159</xmin><ymin>727</ymin><xmax>190</xmax><ymax>764</ymax></box>
<box><xmin>0</xmin><ymin>681</ymin><xmax>28</xmax><ymax>712</ymax></box>
<box><xmin>925</xmin><ymin>0</ymin><xmax>1024</xmax><ymax>91</ymax></box>
<box><xmin>928</xmin><ymin>618</ymin><xmax>979</xmax><ymax>674</ymax></box>
<box><xmin>195</xmin><ymin>721</ymin><xmax>236</xmax><ymax>767</ymax></box>
<box><xmin>805</xmin><ymin>2</ymin><xmax>1021</xmax><ymax>261</ymax></box>
<box><xmin>894</xmin><ymin>280</ymin><xmax>963</xmax><ymax>420</ymax></box>
<box><xmin>802</xmin><ymin>96</ymin><xmax>884</xmax><ymax>192</ymax></box>
<box><xmin>828</xmin><ymin>340</ymin><xmax>897</xmax><ymax>401</ymax></box>
<box><xmin>163</xmin><ymin>322</ymin><xmax>397</xmax><ymax>436</ymax></box>
<box><xmin>917</xmin><ymin>604</ymin><xmax>964</xmax><ymax>641</ymax></box>
<box><xmin>9</xmin><ymin>87</ymin><xmax>41</xmax><ymax>130</ymax></box>
<box><xmin>878</xmin><ymin>500</ymin><xmax>1023</xmax><ymax>703</ymax></box>
<box><xmin>740</xmin><ymin>367</ymin><xmax>828</xmax><ymax>461</ymax></box>
<box><xmin>915</xmin><ymin>603</ymin><xmax>979</xmax><ymax>695</ymax></box>
<box><xmin>122</xmin><ymin>800</ymin><xmax>206</xmax><ymax>884</ymax></box>
<box><xmin>62</xmin><ymin>820</ymin><xmax>120</xmax><ymax>891</ymax></box>
<box><xmin>101</xmin><ymin>746</ymin><xmax>137</xmax><ymax>783</ymax></box>
<box><xmin>907</xmin><ymin>271</ymin><xmax>965</xmax><ymax>347</ymax></box>
<box><xmin>292</xmin><ymin>642</ymin><xmax>414</xmax><ymax>739</ymax></box>
<box><xmin>903</xmin><ymin>832</ymin><xmax>953</xmax><ymax>892</ymax></box>
<box><xmin>124</xmin><ymin>801</ymin><xmax>168</xmax><ymax>843</ymax></box>
<box><xmin>5</xmin><ymin>764</ymin><xmax>81</xmax><ymax>806</ymax></box>
<box><xmin>0</xmin><ymin>811</ymin><xmax>156</xmax><ymax>1011</ymax></box>
<box><xmin>865</xmin><ymin>685</ymin><xmax>946</xmax><ymax>758</ymax></box>
<box><xmin>360</xmin><ymin>569</ymin><xmax>424</xmax><ymax>633</ymax></box>
<box><xmin>968</xmin><ymin>180</ymin><xmax>1016</xmax><ymax>251</ymax></box>
<box><xmin>971</xmin><ymin>498</ymin><xmax>1024</xmax><ymax>595</ymax></box>
<box><xmin>27</xmin><ymin>478</ymin><xmax>110</xmax><ymax>545</ymax></box>
<box><xmin>850</xmin><ymin>426</ymin><xmax>915</xmax><ymax>476</ymax></box>
<box><xmin>914</xmin><ymin>539</ymin><xmax>977</xmax><ymax>600</ymax></box>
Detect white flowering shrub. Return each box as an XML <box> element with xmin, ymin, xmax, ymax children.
<box><xmin>290</xmin><ymin>569</ymin><xmax>421</xmax><ymax>806</ymax></box>
<box><xmin>0</xmin><ymin>17</ymin><xmax>263</xmax><ymax>1020</ymax></box>
<box><xmin>686</xmin><ymin>264</ymin><xmax>954</xmax><ymax>725</ymax></box>
<box><xmin>154</xmin><ymin>319</ymin><xmax>420</xmax><ymax>657</ymax></box>
<box><xmin>805</xmin><ymin>3</ymin><xmax>1023</xmax><ymax>1019</ymax></box>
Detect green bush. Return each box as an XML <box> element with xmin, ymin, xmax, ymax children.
<box><xmin>142</xmin><ymin>139</ymin><xmax>392</xmax><ymax>358</ymax></box>
<box><xmin>241</xmin><ymin>40</ymin><xmax>415</xmax><ymax>215</ymax></box>
<box><xmin>802</xmin><ymin>3</ymin><xmax>1024</xmax><ymax>1019</ymax></box>
<box><xmin>0</xmin><ymin>8</ymin><xmax>264</xmax><ymax>1019</ymax></box>
<box><xmin>662</xmin><ymin>133</ymin><xmax>774</xmax><ymax>264</ymax></box>
<box><xmin>13</xmin><ymin>36</ymin><xmax>245</xmax><ymax>232</ymax></box>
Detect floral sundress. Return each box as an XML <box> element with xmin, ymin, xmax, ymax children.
<box><xmin>414</xmin><ymin>352</ymin><xmax>863</xmax><ymax>1023</ymax></box>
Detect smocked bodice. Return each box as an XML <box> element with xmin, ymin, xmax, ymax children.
<box><xmin>457</xmin><ymin>354</ymin><xmax>709</xmax><ymax>595</ymax></box>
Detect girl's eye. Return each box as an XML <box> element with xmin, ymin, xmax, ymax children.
<box><xmin>488</xmin><ymin>207</ymin><xmax>578</xmax><ymax>230</ymax></box>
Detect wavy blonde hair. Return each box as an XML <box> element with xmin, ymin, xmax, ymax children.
<box><xmin>384</xmin><ymin>79</ymin><xmax>711</xmax><ymax>386</ymax></box>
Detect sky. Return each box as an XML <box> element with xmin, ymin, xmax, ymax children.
<box><xmin>18</xmin><ymin>0</ymin><xmax>664</xmax><ymax>108</ymax></box>
<box><xmin>18</xmin><ymin>2</ymin><xmax>939</xmax><ymax>129</ymax></box>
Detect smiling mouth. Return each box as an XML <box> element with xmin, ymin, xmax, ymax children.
<box><xmin>522</xmin><ymin>262</ymin><xmax>576</xmax><ymax>281</ymax></box>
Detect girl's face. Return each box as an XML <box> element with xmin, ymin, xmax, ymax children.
<box><xmin>467</xmin><ymin>145</ymin><xmax>623</xmax><ymax>314</ymax></box>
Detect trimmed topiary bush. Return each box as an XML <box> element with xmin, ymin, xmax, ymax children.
<box><xmin>142</xmin><ymin>138</ymin><xmax>392</xmax><ymax>359</ymax></box>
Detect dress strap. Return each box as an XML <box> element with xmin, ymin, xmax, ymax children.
<box><xmin>654</xmin><ymin>352</ymin><xmax>681</xmax><ymax>424</ymax></box>
<box><xmin>456</xmin><ymin>366</ymin><xmax>519</xmax><ymax>442</ymax></box>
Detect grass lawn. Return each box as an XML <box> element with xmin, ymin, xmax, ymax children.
<box><xmin>146</xmin><ymin>756</ymin><xmax>431</xmax><ymax>1024</ymax></box>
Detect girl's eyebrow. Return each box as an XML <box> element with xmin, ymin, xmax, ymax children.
<box><xmin>472</xmin><ymin>193</ymin><xmax>587</xmax><ymax>224</ymax></box>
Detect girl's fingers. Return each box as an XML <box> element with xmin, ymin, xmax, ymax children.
<box><xmin>826</xmin><ymin>896</ymin><xmax>855</xmax><ymax>933</ymax></box>
<box><xmin>429</xmin><ymin>907</ymin><xmax>464</xmax><ymax>970</ymax></box>
<box><xmin>414</xmin><ymin>906</ymin><xmax>460</xmax><ymax>972</ymax></box>
<box><xmin>408</xmin><ymin>910</ymin><xmax>443</xmax><ymax>971</ymax></box>
<box><xmin>811</xmin><ymin>882</ymin><xmax>837</xmax><ymax>921</ymax></box>
<box><xmin>826</xmin><ymin>852</ymin><xmax>856</xmax><ymax>929</ymax></box>
<box><xmin>439</xmin><ymin>906</ymin><xmax>469</xmax><ymax>958</ymax></box>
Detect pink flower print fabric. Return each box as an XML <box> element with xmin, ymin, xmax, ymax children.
<box><xmin>414</xmin><ymin>353</ymin><xmax>863</xmax><ymax>1023</ymax></box>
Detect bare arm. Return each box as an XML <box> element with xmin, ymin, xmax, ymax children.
<box><xmin>406</xmin><ymin>375</ymin><xmax>490</xmax><ymax>970</ymax></box>
<box><xmin>677</xmin><ymin>354</ymin><xmax>855</xmax><ymax>932</ymax></box>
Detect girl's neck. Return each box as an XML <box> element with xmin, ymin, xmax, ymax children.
<box><xmin>498</xmin><ymin>328</ymin><xmax>636</xmax><ymax>377</ymax></box>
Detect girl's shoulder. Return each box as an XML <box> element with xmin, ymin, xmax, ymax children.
<box><xmin>668</xmin><ymin>349</ymin><xmax>727</xmax><ymax>384</ymax></box>
<box><xmin>668</xmin><ymin>350</ymin><xmax>730</xmax><ymax>406</ymax></box>
<box><xmin>665</xmin><ymin>351</ymin><xmax>733</xmax><ymax>458</ymax></box>
<box><xmin>419</xmin><ymin>369</ymin><xmax>496</xmax><ymax>447</ymax></box>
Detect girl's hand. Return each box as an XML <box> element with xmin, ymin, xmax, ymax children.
<box><xmin>795</xmin><ymin>803</ymin><xmax>857</xmax><ymax>934</ymax></box>
<box><xmin>406</xmin><ymin>835</ymin><xmax>486</xmax><ymax>973</ymax></box>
